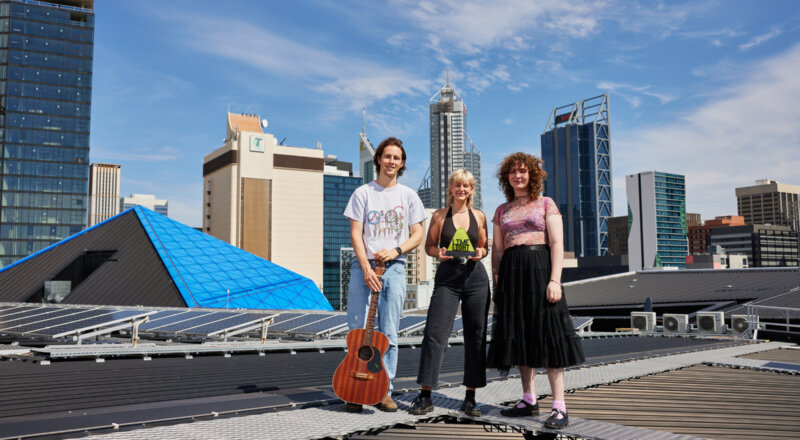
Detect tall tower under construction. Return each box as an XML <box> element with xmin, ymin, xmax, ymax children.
<box><xmin>425</xmin><ymin>73</ymin><xmax>481</xmax><ymax>209</ymax></box>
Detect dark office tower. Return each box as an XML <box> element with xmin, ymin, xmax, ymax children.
<box><xmin>0</xmin><ymin>0</ymin><xmax>94</xmax><ymax>267</ymax></box>
<box><xmin>541</xmin><ymin>94</ymin><xmax>611</xmax><ymax>257</ymax></box>
<box><xmin>323</xmin><ymin>158</ymin><xmax>360</xmax><ymax>310</ymax></box>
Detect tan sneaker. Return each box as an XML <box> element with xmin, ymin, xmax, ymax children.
<box><xmin>376</xmin><ymin>394</ymin><xmax>398</xmax><ymax>412</ymax></box>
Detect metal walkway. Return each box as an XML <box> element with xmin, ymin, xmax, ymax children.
<box><xmin>92</xmin><ymin>341</ymin><xmax>787</xmax><ymax>440</ymax></box>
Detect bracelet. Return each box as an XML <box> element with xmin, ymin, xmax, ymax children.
<box><xmin>550</xmin><ymin>279</ymin><xmax>561</xmax><ymax>286</ymax></box>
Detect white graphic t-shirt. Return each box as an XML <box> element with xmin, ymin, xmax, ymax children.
<box><xmin>343</xmin><ymin>181</ymin><xmax>426</xmax><ymax>262</ymax></box>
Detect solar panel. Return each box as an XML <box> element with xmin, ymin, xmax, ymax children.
<box><xmin>180</xmin><ymin>313</ymin><xmax>274</xmax><ymax>337</ymax></box>
<box><xmin>30</xmin><ymin>310</ymin><xmax>153</xmax><ymax>338</ymax></box>
<box><xmin>268</xmin><ymin>312</ymin><xmax>309</xmax><ymax>324</ymax></box>
<box><xmin>0</xmin><ymin>305</ymin><xmax>44</xmax><ymax>319</ymax></box>
<box><xmin>289</xmin><ymin>314</ymin><xmax>347</xmax><ymax>335</ymax></box>
<box><xmin>147</xmin><ymin>312</ymin><xmax>238</xmax><ymax>333</ymax></box>
<box><xmin>0</xmin><ymin>307</ymin><xmax>64</xmax><ymax>326</ymax></box>
<box><xmin>0</xmin><ymin>308</ymin><xmax>94</xmax><ymax>332</ymax></box>
<box><xmin>139</xmin><ymin>310</ymin><xmax>212</xmax><ymax>331</ymax></box>
<box><xmin>450</xmin><ymin>316</ymin><xmax>464</xmax><ymax>334</ymax></box>
<box><xmin>270</xmin><ymin>313</ymin><xmax>332</xmax><ymax>332</ymax></box>
<box><xmin>572</xmin><ymin>316</ymin><xmax>593</xmax><ymax>331</ymax></box>
<box><xmin>398</xmin><ymin>315</ymin><xmax>427</xmax><ymax>334</ymax></box>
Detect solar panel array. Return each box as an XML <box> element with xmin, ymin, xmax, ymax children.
<box><xmin>0</xmin><ymin>303</ymin><xmax>591</xmax><ymax>343</ymax></box>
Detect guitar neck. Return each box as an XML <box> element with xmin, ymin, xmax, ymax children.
<box><xmin>362</xmin><ymin>263</ymin><xmax>384</xmax><ymax>346</ymax></box>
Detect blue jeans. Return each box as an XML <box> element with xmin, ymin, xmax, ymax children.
<box><xmin>347</xmin><ymin>260</ymin><xmax>406</xmax><ymax>394</ymax></box>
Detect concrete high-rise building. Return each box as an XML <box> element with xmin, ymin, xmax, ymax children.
<box><xmin>710</xmin><ymin>224</ymin><xmax>798</xmax><ymax>267</ymax></box>
<box><xmin>606</xmin><ymin>215</ymin><xmax>628</xmax><ymax>256</ymax></box>
<box><xmin>88</xmin><ymin>164</ymin><xmax>121</xmax><ymax>226</ymax></box>
<box><xmin>203</xmin><ymin>112</ymin><xmax>324</xmax><ymax>287</ymax></box>
<box><xmin>688</xmin><ymin>215</ymin><xmax>744</xmax><ymax>255</ymax></box>
<box><xmin>427</xmin><ymin>73</ymin><xmax>482</xmax><ymax>209</ymax></box>
<box><xmin>122</xmin><ymin>194</ymin><xmax>168</xmax><ymax>217</ymax></box>
<box><xmin>0</xmin><ymin>0</ymin><xmax>94</xmax><ymax>267</ymax></box>
<box><xmin>736</xmin><ymin>179</ymin><xmax>800</xmax><ymax>233</ymax></box>
<box><xmin>322</xmin><ymin>156</ymin><xmax>360</xmax><ymax>310</ymax></box>
<box><xmin>541</xmin><ymin>94</ymin><xmax>612</xmax><ymax>257</ymax></box>
<box><xmin>626</xmin><ymin>171</ymin><xmax>688</xmax><ymax>271</ymax></box>
<box><xmin>686</xmin><ymin>213</ymin><xmax>702</xmax><ymax>228</ymax></box>
<box><xmin>358</xmin><ymin>109</ymin><xmax>375</xmax><ymax>184</ymax></box>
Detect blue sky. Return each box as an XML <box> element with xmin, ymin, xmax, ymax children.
<box><xmin>89</xmin><ymin>0</ymin><xmax>800</xmax><ymax>227</ymax></box>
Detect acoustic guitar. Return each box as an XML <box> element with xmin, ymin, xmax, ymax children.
<box><xmin>332</xmin><ymin>263</ymin><xmax>390</xmax><ymax>405</ymax></box>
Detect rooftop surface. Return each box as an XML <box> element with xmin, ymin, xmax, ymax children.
<box><xmin>0</xmin><ymin>335</ymin><xmax>797</xmax><ymax>439</ymax></box>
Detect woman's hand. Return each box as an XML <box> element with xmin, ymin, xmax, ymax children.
<box><xmin>468</xmin><ymin>247</ymin><xmax>486</xmax><ymax>261</ymax></box>
<box><xmin>436</xmin><ymin>247</ymin><xmax>454</xmax><ymax>262</ymax></box>
<box><xmin>546</xmin><ymin>280</ymin><xmax>562</xmax><ymax>303</ymax></box>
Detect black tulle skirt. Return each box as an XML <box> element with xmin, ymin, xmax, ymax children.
<box><xmin>487</xmin><ymin>245</ymin><xmax>585</xmax><ymax>370</ymax></box>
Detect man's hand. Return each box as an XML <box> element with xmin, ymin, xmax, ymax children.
<box><xmin>374</xmin><ymin>248</ymin><xmax>398</xmax><ymax>264</ymax></box>
<box><xmin>362</xmin><ymin>265</ymin><xmax>383</xmax><ymax>292</ymax></box>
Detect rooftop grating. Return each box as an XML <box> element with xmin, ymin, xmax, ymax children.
<box><xmin>85</xmin><ymin>341</ymin><xmax>787</xmax><ymax>440</ymax></box>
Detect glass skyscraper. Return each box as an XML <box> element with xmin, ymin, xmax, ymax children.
<box><xmin>541</xmin><ymin>94</ymin><xmax>611</xmax><ymax>257</ymax></box>
<box><xmin>0</xmin><ymin>0</ymin><xmax>94</xmax><ymax>267</ymax></box>
<box><xmin>427</xmin><ymin>73</ymin><xmax>481</xmax><ymax>209</ymax></box>
<box><xmin>323</xmin><ymin>173</ymin><xmax>361</xmax><ymax>310</ymax></box>
<box><xmin>626</xmin><ymin>171</ymin><xmax>688</xmax><ymax>270</ymax></box>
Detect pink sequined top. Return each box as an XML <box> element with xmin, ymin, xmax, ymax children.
<box><xmin>493</xmin><ymin>196</ymin><xmax>561</xmax><ymax>251</ymax></box>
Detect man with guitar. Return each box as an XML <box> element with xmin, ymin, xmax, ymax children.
<box><xmin>342</xmin><ymin>137</ymin><xmax>426</xmax><ymax>413</ymax></box>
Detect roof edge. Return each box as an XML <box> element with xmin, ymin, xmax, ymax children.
<box><xmin>0</xmin><ymin>208</ymin><xmax>137</xmax><ymax>274</ymax></box>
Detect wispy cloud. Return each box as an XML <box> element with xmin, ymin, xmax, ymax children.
<box><xmin>680</xmin><ymin>28</ymin><xmax>744</xmax><ymax>47</ymax></box>
<box><xmin>612</xmin><ymin>42</ymin><xmax>800</xmax><ymax>217</ymax></box>
<box><xmin>597</xmin><ymin>81</ymin><xmax>677</xmax><ymax>106</ymax></box>
<box><xmin>157</xmin><ymin>11</ymin><xmax>429</xmax><ymax>111</ymax></box>
<box><xmin>739</xmin><ymin>28</ymin><xmax>782</xmax><ymax>51</ymax></box>
<box><xmin>392</xmin><ymin>0</ymin><xmax>603</xmax><ymax>55</ymax></box>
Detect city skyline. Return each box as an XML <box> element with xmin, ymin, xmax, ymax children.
<box><xmin>88</xmin><ymin>1</ymin><xmax>800</xmax><ymax>227</ymax></box>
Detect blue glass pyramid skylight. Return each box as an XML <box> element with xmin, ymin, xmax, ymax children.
<box><xmin>134</xmin><ymin>206</ymin><xmax>332</xmax><ymax>311</ymax></box>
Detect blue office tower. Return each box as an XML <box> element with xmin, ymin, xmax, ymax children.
<box><xmin>323</xmin><ymin>172</ymin><xmax>361</xmax><ymax>310</ymax></box>
<box><xmin>541</xmin><ymin>94</ymin><xmax>612</xmax><ymax>257</ymax></box>
<box><xmin>0</xmin><ymin>0</ymin><xmax>94</xmax><ymax>267</ymax></box>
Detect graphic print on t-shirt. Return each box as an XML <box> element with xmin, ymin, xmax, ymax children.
<box><xmin>367</xmin><ymin>205</ymin><xmax>405</xmax><ymax>240</ymax></box>
<box><xmin>445</xmin><ymin>228</ymin><xmax>476</xmax><ymax>257</ymax></box>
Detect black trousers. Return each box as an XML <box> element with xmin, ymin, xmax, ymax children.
<box><xmin>416</xmin><ymin>260</ymin><xmax>491</xmax><ymax>388</ymax></box>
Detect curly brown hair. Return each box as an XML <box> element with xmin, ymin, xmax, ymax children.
<box><xmin>497</xmin><ymin>152</ymin><xmax>547</xmax><ymax>202</ymax></box>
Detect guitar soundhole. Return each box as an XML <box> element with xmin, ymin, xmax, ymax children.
<box><xmin>358</xmin><ymin>345</ymin><xmax>373</xmax><ymax>361</ymax></box>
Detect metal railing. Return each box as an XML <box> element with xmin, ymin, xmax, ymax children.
<box><xmin>745</xmin><ymin>304</ymin><xmax>800</xmax><ymax>340</ymax></box>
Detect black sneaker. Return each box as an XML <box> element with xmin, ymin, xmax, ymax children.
<box><xmin>500</xmin><ymin>400</ymin><xmax>539</xmax><ymax>417</ymax></box>
<box><xmin>460</xmin><ymin>398</ymin><xmax>481</xmax><ymax>417</ymax></box>
<box><xmin>344</xmin><ymin>402</ymin><xmax>363</xmax><ymax>413</ymax></box>
<box><xmin>544</xmin><ymin>408</ymin><xmax>569</xmax><ymax>429</ymax></box>
<box><xmin>408</xmin><ymin>394</ymin><xmax>434</xmax><ymax>415</ymax></box>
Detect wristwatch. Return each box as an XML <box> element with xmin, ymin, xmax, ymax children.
<box><xmin>394</xmin><ymin>247</ymin><xmax>403</xmax><ymax>258</ymax></box>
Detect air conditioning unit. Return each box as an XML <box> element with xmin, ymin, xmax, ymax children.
<box><xmin>696</xmin><ymin>311</ymin><xmax>725</xmax><ymax>333</ymax></box>
<box><xmin>631</xmin><ymin>312</ymin><xmax>656</xmax><ymax>332</ymax></box>
<box><xmin>663</xmin><ymin>314</ymin><xmax>688</xmax><ymax>333</ymax></box>
<box><xmin>730</xmin><ymin>314</ymin><xmax>750</xmax><ymax>334</ymax></box>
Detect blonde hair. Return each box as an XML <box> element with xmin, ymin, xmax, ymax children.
<box><xmin>447</xmin><ymin>169</ymin><xmax>476</xmax><ymax>209</ymax></box>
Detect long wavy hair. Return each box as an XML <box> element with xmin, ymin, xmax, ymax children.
<box><xmin>497</xmin><ymin>152</ymin><xmax>546</xmax><ymax>202</ymax></box>
<box><xmin>446</xmin><ymin>169</ymin><xmax>476</xmax><ymax>209</ymax></box>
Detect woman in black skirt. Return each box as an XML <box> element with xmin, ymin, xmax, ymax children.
<box><xmin>488</xmin><ymin>152</ymin><xmax>585</xmax><ymax>429</ymax></box>
<box><xmin>409</xmin><ymin>170</ymin><xmax>491</xmax><ymax>417</ymax></box>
